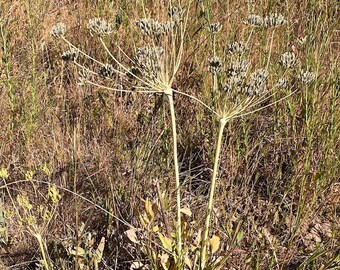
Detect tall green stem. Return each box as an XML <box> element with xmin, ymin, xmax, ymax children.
<box><xmin>166</xmin><ymin>92</ymin><xmax>182</xmax><ymax>268</ymax></box>
<box><xmin>200</xmin><ymin>118</ymin><xmax>227</xmax><ymax>269</ymax></box>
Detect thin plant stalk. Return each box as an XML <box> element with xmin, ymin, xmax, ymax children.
<box><xmin>35</xmin><ymin>233</ymin><xmax>50</xmax><ymax>270</ymax></box>
<box><xmin>166</xmin><ymin>91</ymin><xmax>182</xmax><ymax>268</ymax></box>
<box><xmin>200</xmin><ymin>117</ymin><xmax>227</xmax><ymax>270</ymax></box>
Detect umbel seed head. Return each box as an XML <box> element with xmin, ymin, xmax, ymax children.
<box><xmin>209</xmin><ymin>22</ymin><xmax>222</xmax><ymax>34</ymax></box>
<box><xmin>169</xmin><ymin>6</ymin><xmax>184</xmax><ymax>24</ymax></box>
<box><xmin>132</xmin><ymin>46</ymin><xmax>164</xmax><ymax>82</ymax></box>
<box><xmin>99</xmin><ymin>64</ymin><xmax>115</xmax><ymax>77</ymax></box>
<box><xmin>136</xmin><ymin>18</ymin><xmax>173</xmax><ymax>37</ymax></box>
<box><xmin>245</xmin><ymin>14</ymin><xmax>264</xmax><ymax>27</ymax></box>
<box><xmin>88</xmin><ymin>17</ymin><xmax>113</xmax><ymax>36</ymax></box>
<box><xmin>243</xmin><ymin>69</ymin><xmax>269</xmax><ymax>96</ymax></box>
<box><xmin>208</xmin><ymin>57</ymin><xmax>222</xmax><ymax>75</ymax></box>
<box><xmin>228</xmin><ymin>42</ymin><xmax>246</xmax><ymax>55</ymax></box>
<box><xmin>279</xmin><ymin>52</ymin><xmax>299</xmax><ymax>69</ymax></box>
<box><xmin>300</xmin><ymin>69</ymin><xmax>316</xmax><ymax>84</ymax></box>
<box><xmin>61</xmin><ymin>48</ymin><xmax>79</xmax><ymax>62</ymax></box>
<box><xmin>264</xmin><ymin>13</ymin><xmax>286</xmax><ymax>28</ymax></box>
<box><xmin>276</xmin><ymin>77</ymin><xmax>288</xmax><ymax>89</ymax></box>
<box><xmin>51</xmin><ymin>22</ymin><xmax>66</xmax><ymax>38</ymax></box>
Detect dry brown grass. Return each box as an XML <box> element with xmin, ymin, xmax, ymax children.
<box><xmin>0</xmin><ymin>0</ymin><xmax>339</xmax><ymax>269</ymax></box>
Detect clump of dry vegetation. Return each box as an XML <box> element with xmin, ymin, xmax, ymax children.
<box><xmin>0</xmin><ymin>1</ymin><xmax>339</xmax><ymax>269</ymax></box>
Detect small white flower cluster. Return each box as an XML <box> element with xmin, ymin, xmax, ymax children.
<box><xmin>51</xmin><ymin>22</ymin><xmax>66</xmax><ymax>38</ymax></box>
<box><xmin>136</xmin><ymin>18</ymin><xmax>173</xmax><ymax>37</ymax></box>
<box><xmin>88</xmin><ymin>17</ymin><xmax>113</xmax><ymax>36</ymax></box>
<box><xmin>279</xmin><ymin>52</ymin><xmax>300</xmax><ymax>69</ymax></box>
<box><xmin>208</xmin><ymin>57</ymin><xmax>223</xmax><ymax>75</ymax></box>
<box><xmin>228</xmin><ymin>42</ymin><xmax>246</xmax><ymax>55</ymax></box>
<box><xmin>245</xmin><ymin>13</ymin><xmax>286</xmax><ymax>28</ymax></box>
<box><xmin>61</xmin><ymin>48</ymin><xmax>79</xmax><ymax>62</ymax></box>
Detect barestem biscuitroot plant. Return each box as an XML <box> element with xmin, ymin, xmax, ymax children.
<box><xmin>51</xmin><ymin>6</ymin><xmax>306</xmax><ymax>269</ymax></box>
<box><xmin>51</xmin><ymin>5</ymin><xmax>191</xmax><ymax>268</ymax></box>
<box><xmin>199</xmin><ymin>12</ymin><xmax>307</xmax><ymax>269</ymax></box>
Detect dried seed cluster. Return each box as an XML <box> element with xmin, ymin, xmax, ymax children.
<box><xmin>275</xmin><ymin>77</ymin><xmax>288</xmax><ymax>89</ymax></box>
<box><xmin>245</xmin><ymin>14</ymin><xmax>264</xmax><ymax>27</ymax></box>
<box><xmin>131</xmin><ymin>46</ymin><xmax>164</xmax><ymax>82</ymax></box>
<box><xmin>168</xmin><ymin>6</ymin><xmax>184</xmax><ymax>24</ymax></box>
<box><xmin>244</xmin><ymin>69</ymin><xmax>269</xmax><ymax>96</ymax></box>
<box><xmin>88</xmin><ymin>17</ymin><xmax>113</xmax><ymax>36</ymax></box>
<box><xmin>226</xmin><ymin>58</ymin><xmax>248</xmax><ymax>87</ymax></box>
<box><xmin>264</xmin><ymin>13</ymin><xmax>287</xmax><ymax>28</ymax></box>
<box><xmin>228</xmin><ymin>42</ymin><xmax>246</xmax><ymax>55</ymax></box>
<box><xmin>209</xmin><ymin>22</ymin><xmax>222</xmax><ymax>34</ymax></box>
<box><xmin>62</xmin><ymin>48</ymin><xmax>79</xmax><ymax>62</ymax></box>
<box><xmin>99</xmin><ymin>64</ymin><xmax>115</xmax><ymax>77</ymax></box>
<box><xmin>245</xmin><ymin>13</ymin><xmax>286</xmax><ymax>28</ymax></box>
<box><xmin>279</xmin><ymin>52</ymin><xmax>300</xmax><ymax>69</ymax></box>
<box><xmin>208</xmin><ymin>57</ymin><xmax>222</xmax><ymax>75</ymax></box>
<box><xmin>51</xmin><ymin>22</ymin><xmax>66</xmax><ymax>38</ymax></box>
<box><xmin>136</xmin><ymin>18</ymin><xmax>173</xmax><ymax>37</ymax></box>
<box><xmin>300</xmin><ymin>70</ymin><xmax>316</xmax><ymax>84</ymax></box>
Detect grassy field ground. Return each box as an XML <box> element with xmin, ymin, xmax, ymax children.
<box><xmin>0</xmin><ymin>0</ymin><xmax>339</xmax><ymax>269</ymax></box>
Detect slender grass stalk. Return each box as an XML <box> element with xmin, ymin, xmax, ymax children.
<box><xmin>200</xmin><ymin>117</ymin><xmax>227</xmax><ymax>270</ymax></box>
<box><xmin>166</xmin><ymin>91</ymin><xmax>182</xmax><ymax>268</ymax></box>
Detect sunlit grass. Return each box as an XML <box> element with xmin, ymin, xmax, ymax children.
<box><xmin>0</xmin><ymin>1</ymin><xmax>339</xmax><ymax>269</ymax></box>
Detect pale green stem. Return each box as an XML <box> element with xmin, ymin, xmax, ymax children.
<box><xmin>200</xmin><ymin>118</ymin><xmax>227</xmax><ymax>270</ymax></box>
<box><xmin>166</xmin><ymin>92</ymin><xmax>182</xmax><ymax>268</ymax></box>
<box><xmin>35</xmin><ymin>233</ymin><xmax>50</xmax><ymax>270</ymax></box>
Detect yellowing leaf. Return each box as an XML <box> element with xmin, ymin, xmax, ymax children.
<box><xmin>184</xmin><ymin>255</ymin><xmax>193</xmax><ymax>269</ymax></box>
<box><xmin>152</xmin><ymin>201</ymin><xmax>159</xmax><ymax>216</ymax></box>
<box><xmin>130</xmin><ymin>261</ymin><xmax>144</xmax><ymax>269</ymax></box>
<box><xmin>0</xmin><ymin>167</ymin><xmax>8</xmax><ymax>179</ymax></box>
<box><xmin>180</xmin><ymin>207</ymin><xmax>192</xmax><ymax>217</ymax></box>
<box><xmin>125</xmin><ymin>228</ymin><xmax>139</xmax><ymax>244</ymax></box>
<box><xmin>69</xmin><ymin>246</ymin><xmax>86</xmax><ymax>257</ymax></box>
<box><xmin>159</xmin><ymin>253</ymin><xmax>170</xmax><ymax>270</ymax></box>
<box><xmin>94</xmin><ymin>237</ymin><xmax>105</xmax><ymax>262</ymax></box>
<box><xmin>158</xmin><ymin>233</ymin><xmax>173</xmax><ymax>252</ymax></box>
<box><xmin>236</xmin><ymin>230</ymin><xmax>244</xmax><ymax>244</ymax></box>
<box><xmin>145</xmin><ymin>198</ymin><xmax>154</xmax><ymax>220</ymax></box>
<box><xmin>209</xmin><ymin>235</ymin><xmax>220</xmax><ymax>254</ymax></box>
<box><xmin>152</xmin><ymin>225</ymin><xmax>159</xmax><ymax>232</ymax></box>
